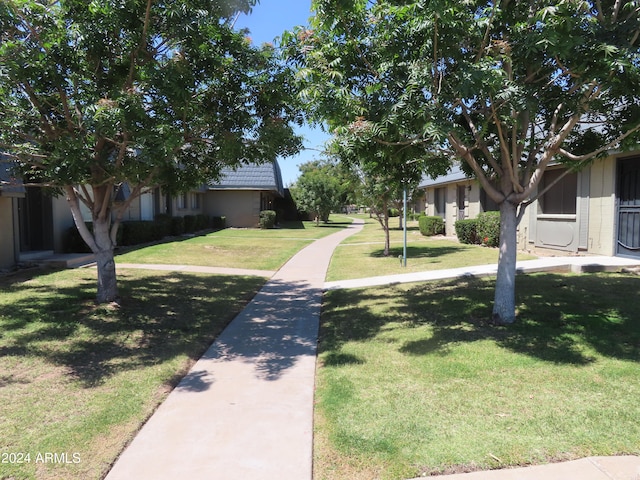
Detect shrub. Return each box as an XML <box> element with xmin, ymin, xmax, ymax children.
<box><xmin>388</xmin><ymin>208</ymin><xmax>400</xmax><ymax>218</ymax></box>
<box><xmin>171</xmin><ymin>216</ymin><xmax>185</xmax><ymax>236</ymax></box>
<box><xmin>409</xmin><ymin>212</ymin><xmax>425</xmax><ymax>221</ymax></box>
<box><xmin>476</xmin><ymin>211</ymin><xmax>501</xmax><ymax>247</ymax></box>
<box><xmin>154</xmin><ymin>214</ymin><xmax>172</xmax><ymax>238</ymax></box>
<box><xmin>63</xmin><ymin>223</ymin><xmax>93</xmax><ymax>253</ymax></box>
<box><xmin>212</xmin><ymin>216</ymin><xmax>226</xmax><ymax>230</ymax></box>
<box><xmin>195</xmin><ymin>214</ymin><xmax>210</xmax><ymax>230</ymax></box>
<box><xmin>120</xmin><ymin>221</ymin><xmax>157</xmax><ymax>246</ymax></box>
<box><xmin>259</xmin><ymin>210</ymin><xmax>277</xmax><ymax>229</ymax></box>
<box><xmin>455</xmin><ymin>218</ymin><xmax>478</xmax><ymax>245</ymax></box>
<box><xmin>183</xmin><ymin>215</ymin><xmax>197</xmax><ymax>233</ymax></box>
<box><xmin>419</xmin><ymin>215</ymin><xmax>445</xmax><ymax>236</ymax></box>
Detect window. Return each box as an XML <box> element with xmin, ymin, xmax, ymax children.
<box><xmin>434</xmin><ymin>187</ymin><xmax>446</xmax><ymax>218</ymax></box>
<box><xmin>539</xmin><ymin>169</ymin><xmax>577</xmax><ymax>215</ymax></box>
<box><xmin>177</xmin><ymin>193</ymin><xmax>188</xmax><ymax>210</ymax></box>
<box><xmin>480</xmin><ymin>189</ymin><xmax>500</xmax><ymax>212</ymax></box>
<box><xmin>191</xmin><ymin>193</ymin><xmax>201</xmax><ymax>210</ymax></box>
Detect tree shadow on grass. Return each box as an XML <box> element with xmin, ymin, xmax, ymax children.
<box><xmin>321</xmin><ymin>273</ymin><xmax>640</xmax><ymax>366</ymax></box>
<box><xmin>0</xmin><ymin>269</ymin><xmax>265</xmax><ymax>389</ymax></box>
<box><xmin>369</xmin><ymin>244</ymin><xmax>464</xmax><ymax>259</ymax></box>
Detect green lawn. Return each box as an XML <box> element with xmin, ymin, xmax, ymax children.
<box><xmin>315</xmin><ymin>273</ymin><xmax>640</xmax><ymax>480</ymax></box>
<box><xmin>326</xmin><ymin>215</ymin><xmax>536</xmax><ymax>281</ymax></box>
<box><xmin>0</xmin><ymin>268</ymin><xmax>264</xmax><ymax>480</ymax></box>
<box><xmin>116</xmin><ymin>218</ymin><xmax>351</xmax><ymax>271</ymax></box>
<box><xmin>0</xmin><ymin>216</ymin><xmax>352</xmax><ymax>480</ymax></box>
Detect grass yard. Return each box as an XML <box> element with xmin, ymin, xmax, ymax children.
<box><xmin>315</xmin><ymin>273</ymin><xmax>640</xmax><ymax>480</ymax></box>
<box><xmin>116</xmin><ymin>218</ymin><xmax>351</xmax><ymax>271</ymax></box>
<box><xmin>0</xmin><ymin>268</ymin><xmax>264</xmax><ymax>480</ymax></box>
<box><xmin>326</xmin><ymin>215</ymin><xmax>536</xmax><ymax>281</ymax></box>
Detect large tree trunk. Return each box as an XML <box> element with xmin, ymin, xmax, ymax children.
<box><xmin>93</xmin><ymin>216</ymin><xmax>118</xmax><ymax>304</ymax></box>
<box><xmin>492</xmin><ymin>200</ymin><xmax>518</xmax><ymax>324</ymax></box>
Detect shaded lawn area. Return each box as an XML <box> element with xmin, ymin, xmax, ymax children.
<box><xmin>327</xmin><ymin>217</ymin><xmax>536</xmax><ymax>281</ymax></box>
<box><xmin>0</xmin><ymin>268</ymin><xmax>264</xmax><ymax>480</ymax></box>
<box><xmin>315</xmin><ymin>273</ymin><xmax>640</xmax><ymax>480</ymax></box>
<box><xmin>116</xmin><ymin>218</ymin><xmax>351</xmax><ymax>271</ymax></box>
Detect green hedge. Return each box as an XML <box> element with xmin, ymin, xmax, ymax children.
<box><xmin>120</xmin><ymin>221</ymin><xmax>159</xmax><ymax>246</ymax></box>
<box><xmin>419</xmin><ymin>215</ymin><xmax>445</xmax><ymax>236</ymax></box>
<box><xmin>454</xmin><ymin>212</ymin><xmax>501</xmax><ymax>247</ymax></box>
<box><xmin>388</xmin><ymin>208</ymin><xmax>400</xmax><ymax>218</ymax></box>
<box><xmin>170</xmin><ymin>216</ymin><xmax>185</xmax><ymax>236</ymax></box>
<box><xmin>455</xmin><ymin>218</ymin><xmax>478</xmax><ymax>245</ymax></box>
<box><xmin>259</xmin><ymin>210</ymin><xmax>277</xmax><ymax>229</ymax></box>
<box><xmin>212</xmin><ymin>216</ymin><xmax>226</xmax><ymax>230</ymax></box>
<box><xmin>154</xmin><ymin>214</ymin><xmax>172</xmax><ymax>238</ymax></box>
<box><xmin>64</xmin><ymin>214</ymin><xmax>222</xmax><ymax>253</ymax></box>
<box><xmin>477</xmin><ymin>211</ymin><xmax>501</xmax><ymax>247</ymax></box>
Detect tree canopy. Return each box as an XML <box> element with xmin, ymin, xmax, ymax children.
<box><xmin>290</xmin><ymin>159</ymin><xmax>343</xmax><ymax>224</ymax></box>
<box><xmin>0</xmin><ymin>0</ymin><xmax>303</xmax><ymax>302</ymax></box>
<box><xmin>285</xmin><ymin>0</ymin><xmax>640</xmax><ymax>323</ymax></box>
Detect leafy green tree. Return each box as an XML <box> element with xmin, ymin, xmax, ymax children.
<box><xmin>328</xmin><ymin>131</ymin><xmax>429</xmax><ymax>255</ymax></box>
<box><xmin>285</xmin><ymin>0</ymin><xmax>640</xmax><ymax>323</ymax></box>
<box><xmin>291</xmin><ymin>160</ymin><xmax>342</xmax><ymax>225</ymax></box>
<box><xmin>0</xmin><ymin>0</ymin><xmax>302</xmax><ymax>303</ymax></box>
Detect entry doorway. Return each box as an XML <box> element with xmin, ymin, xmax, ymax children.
<box><xmin>17</xmin><ymin>187</ymin><xmax>54</xmax><ymax>252</ymax></box>
<box><xmin>617</xmin><ymin>157</ymin><xmax>640</xmax><ymax>258</ymax></box>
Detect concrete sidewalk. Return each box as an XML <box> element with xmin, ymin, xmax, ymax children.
<box><xmin>418</xmin><ymin>456</ymin><xmax>640</xmax><ymax>480</ymax></box>
<box><xmin>115</xmin><ymin>262</ymin><xmax>276</xmax><ymax>278</ymax></box>
<box><xmin>324</xmin><ymin>255</ymin><xmax>640</xmax><ymax>291</ymax></box>
<box><xmin>104</xmin><ymin>221</ymin><xmax>640</xmax><ymax>480</ymax></box>
<box><xmin>105</xmin><ymin>219</ymin><xmax>365</xmax><ymax>480</ymax></box>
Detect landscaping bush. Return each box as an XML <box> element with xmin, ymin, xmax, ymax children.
<box><xmin>388</xmin><ymin>208</ymin><xmax>400</xmax><ymax>218</ymax></box>
<box><xmin>455</xmin><ymin>218</ymin><xmax>478</xmax><ymax>245</ymax></box>
<box><xmin>212</xmin><ymin>216</ymin><xmax>226</xmax><ymax>230</ymax></box>
<box><xmin>120</xmin><ymin>221</ymin><xmax>158</xmax><ymax>246</ymax></box>
<box><xmin>183</xmin><ymin>215</ymin><xmax>197</xmax><ymax>233</ymax></box>
<box><xmin>419</xmin><ymin>215</ymin><xmax>445</xmax><ymax>236</ymax></box>
<box><xmin>195</xmin><ymin>214</ymin><xmax>210</xmax><ymax>231</ymax></box>
<box><xmin>63</xmin><ymin>223</ymin><xmax>93</xmax><ymax>253</ymax></box>
<box><xmin>259</xmin><ymin>210</ymin><xmax>277</xmax><ymax>229</ymax></box>
<box><xmin>154</xmin><ymin>214</ymin><xmax>172</xmax><ymax>238</ymax></box>
<box><xmin>476</xmin><ymin>211</ymin><xmax>501</xmax><ymax>247</ymax></box>
<box><xmin>408</xmin><ymin>212</ymin><xmax>425</xmax><ymax>221</ymax></box>
<box><xmin>170</xmin><ymin>216</ymin><xmax>185</xmax><ymax>236</ymax></box>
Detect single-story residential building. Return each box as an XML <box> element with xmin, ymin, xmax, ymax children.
<box><xmin>0</xmin><ymin>160</ymin><xmax>286</xmax><ymax>270</ymax></box>
<box><xmin>420</xmin><ymin>152</ymin><xmax>640</xmax><ymax>260</ymax></box>
<box><xmin>204</xmin><ymin>161</ymin><xmax>285</xmax><ymax>228</ymax></box>
<box><xmin>0</xmin><ymin>161</ymin><xmax>25</xmax><ymax>270</ymax></box>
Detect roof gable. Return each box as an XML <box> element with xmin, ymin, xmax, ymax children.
<box><xmin>0</xmin><ymin>158</ymin><xmax>26</xmax><ymax>198</ymax></box>
<box><xmin>208</xmin><ymin>161</ymin><xmax>284</xmax><ymax>197</ymax></box>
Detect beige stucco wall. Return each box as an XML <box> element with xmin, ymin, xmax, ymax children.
<box><xmin>204</xmin><ymin>190</ymin><xmax>260</xmax><ymax>228</ymax></box>
<box><xmin>171</xmin><ymin>192</ymin><xmax>204</xmax><ymax>218</ymax></box>
<box><xmin>424</xmin><ymin>180</ymin><xmax>479</xmax><ymax>237</ymax></box>
<box><xmin>587</xmin><ymin>156</ymin><xmax>618</xmax><ymax>256</ymax></box>
<box><xmin>0</xmin><ymin>197</ymin><xmax>17</xmax><ymax>269</ymax></box>
<box><xmin>51</xmin><ymin>195</ymin><xmax>75</xmax><ymax>253</ymax></box>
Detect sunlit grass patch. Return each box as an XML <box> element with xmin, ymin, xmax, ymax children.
<box><xmin>315</xmin><ymin>273</ymin><xmax>640</xmax><ymax>480</ymax></box>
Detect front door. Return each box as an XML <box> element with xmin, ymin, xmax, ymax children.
<box><xmin>457</xmin><ymin>185</ymin><xmax>466</xmax><ymax>220</ymax></box>
<box><xmin>617</xmin><ymin>157</ymin><xmax>640</xmax><ymax>258</ymax></box>
<box><xmin>17</xmin><ymin>187</ymin><xmax>54</xmax><ymax>252</ymax></box>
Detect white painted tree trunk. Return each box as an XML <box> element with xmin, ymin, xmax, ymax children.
<box><xmin>93</xmin><ymin>216</ymin><xmax>118</xmax><ymax>304</ymax></box>
<box><xmin>492</xmin><ymin>201</ymin><xmax>518</xmax><ymax>324</ymax></box>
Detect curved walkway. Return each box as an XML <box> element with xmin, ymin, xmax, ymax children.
<box><xmin>105</xmin><ymin>219</ymin><xmax>640</xmax><ymax>480</ymax></box>
<box><xmin>105</xmin><ymin>219</ymin><xmax>365</xmax><ymax>480</ymax></box>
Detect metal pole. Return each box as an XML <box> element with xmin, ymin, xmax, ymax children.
<box><xmin>403</xmin><ymin>187</ymin><xmax>407</xmax><ymax>267</ymax></box>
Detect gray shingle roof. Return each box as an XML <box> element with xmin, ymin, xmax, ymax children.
<box><xmin>0</xmin><ymin>157</ymin><xmax>25</xmax><ymax>197</ymax></box>
<box><xmin>419</xmin><ymin>164</ymin><xmax>469</xmax><ymax>188</ymax></box>
<box><xmin>208</xmin><ymin>161</ymin><xmax>284</xmax><ymax>197</ymax></box>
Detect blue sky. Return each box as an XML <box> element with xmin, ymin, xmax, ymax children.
<box><xmin>235</xmin><ymin>0</ymin><xmax>331</xmax><ymax>186</ymax></box>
